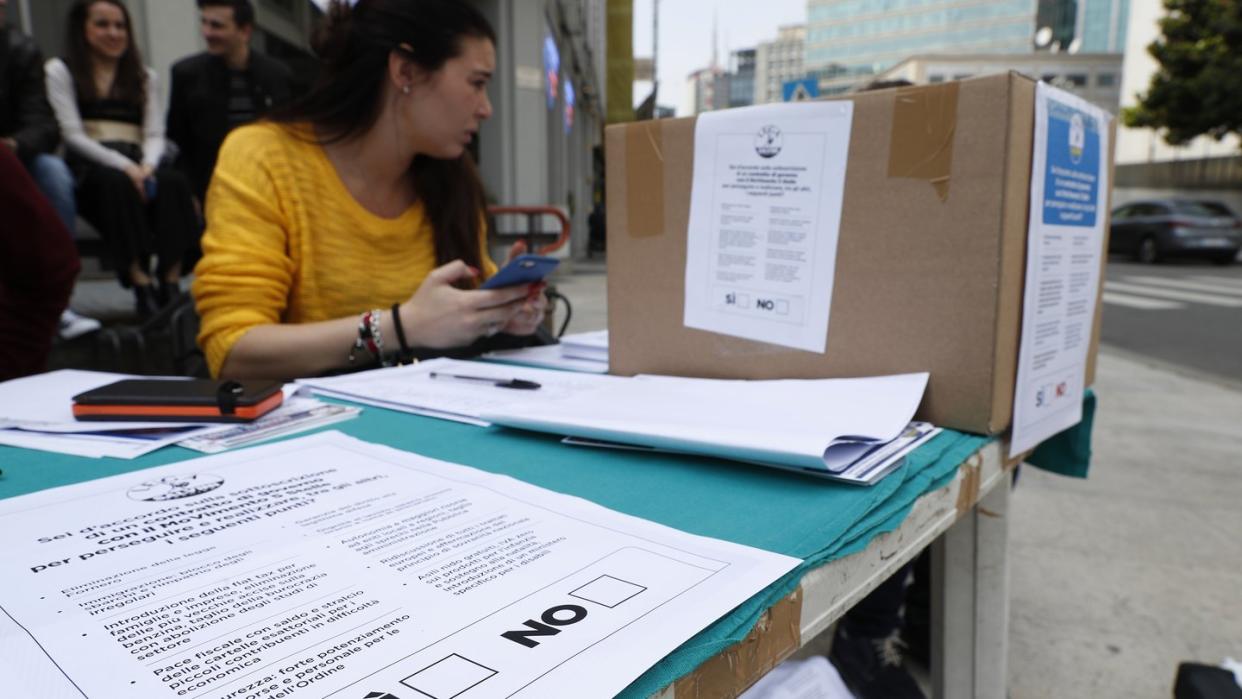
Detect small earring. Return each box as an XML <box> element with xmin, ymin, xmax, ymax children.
<box><xmin>402</xmin><ymin>85</ymin><xmax>411</xmax><ymax>95</ymax></box>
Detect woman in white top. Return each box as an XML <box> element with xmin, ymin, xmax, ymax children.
<box><xmin>46</xmin><ymin>0</ymin><xmax>198</xmax><ymax>317</ymax></box>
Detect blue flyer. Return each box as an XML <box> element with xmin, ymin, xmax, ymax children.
<box><xmin>1041</xmin><ymin>99</ymin><xmax>1101</xmax><ymax>227</ymax></box>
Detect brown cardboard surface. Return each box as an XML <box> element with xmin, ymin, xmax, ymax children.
<box><xmin>671</xmin><ymin>588</ymin><xmax>802</xmax><ymax>697</ymax></box>
<box><xmin>608</xmin><ymin>73</ymin><xmax>1045</xmax><ymax>434</ymax></box>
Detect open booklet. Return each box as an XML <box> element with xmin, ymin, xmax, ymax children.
<box><xmin>563</xmin><ymin>421</ymin><xmax>941</xmax><ymax>485</ymax></box>
<box><xmin>480</xmin><ymin>371</ymin><xmax>932</xmax><ymax>483</ymax></box>
<box><xmin>300</xmin><ymin>359</ymin><xmax>931</xmax><ymax>483</ymax></box>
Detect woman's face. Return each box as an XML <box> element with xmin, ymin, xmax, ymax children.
<box><xmin>84</xmin><ymin>2</ymin><xmax>129</xmax><ymax>63</ymax></box>
<box><xmin>402</xmin><ymin>36</ymin><xmax>496</xmax><ymax>160</ymax></box>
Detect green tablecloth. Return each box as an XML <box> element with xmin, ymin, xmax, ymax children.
<box><xmin>0</xmin><ymin>404</ymin><xmax>989</xmax><ymax>696</ymax></box>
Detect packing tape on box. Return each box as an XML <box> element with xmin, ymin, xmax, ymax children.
<box><xmin>888</xmin><ymin>82</ymin><xmax>959</xmax><ymax>202</ymax></box>
<box><xmin>672</xmin><ymin>588</ymin><xmax>803</xmax><ymax>696</ymax></box>
<box><xmin>624</xmin><ymin>120</ymin><xmax>666</xmax><ymax>238</ymax></box>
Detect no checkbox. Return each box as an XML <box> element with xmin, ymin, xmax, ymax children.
<box><xmin>569</xmin><ymin>574</ymin><xmax>646</xmax><ymax>608</ymax></box>
<box><xmin>401</xmin><ymin>654</ymin><xmax>497</xmax><ymax>699</ymax></box>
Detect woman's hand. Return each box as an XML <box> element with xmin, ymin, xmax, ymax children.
<box><xmin>399</xmin><ymin>260</ymin><xmax>531</xmax><ymax>348</ymax></box>
<box><xmin>502</xmin><ymin>281</ymin><xmax>547</xmax><ymax>336</ymax></box>
<box><xmin>497</xmin><ymin>241</ymin><xmax>547</xmax><ymax>336</ymax></box>
<box><xmin>123</xmin><ymin>162</ymin><xmax>147</xmax><ymax>201</ymax></box>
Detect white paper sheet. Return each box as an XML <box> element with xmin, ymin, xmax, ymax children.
<box><xmin>0</xmin><ymin>369</ymin><xmax>206</xmax><ymax>431</ymax></box>
<box><xmin>483</xmin><ymin>372</ymin><xmax>928</xmax><ymax>472</ymax></box>
<box><xmin>684</xmin><ymin>101</ymin><xmax>853</xmax><ymax>352</ymax></box>
<box><xmin>1010</xmin><ymin>84</ymin><xmax>1111</xmax><ymax>457</ymax></box>
<box><xmin>0</xmin><ymin>432</ymin><xmax>798</xmax><ymax>699</ymax></box>
<box><xmin>0</xmin><ymin>425</ymin><xmax>209</xmax><ymax>459</ymax></box>
<box><xmin>298</xmin><ymin>358</ymin><xmax>625</xmax><ymax>425</ymax></box>
<box><xmin>483</xmin><ymin>344</ymin><xmax>610</xmax><ymax>374</ymax></box>
<box><xmin>176</xmin><ymin>397</ymin><xmax>361</xmax><ymax>453</ymax></box>
<box><xmin>559</xmin><ymin>330</ymin><xmax>610</xmax><ymax>361</ymax></box>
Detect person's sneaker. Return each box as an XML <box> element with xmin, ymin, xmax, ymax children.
<box><xmin>58</xmin><ymin>309</ymin><xmax>101</xmax><ymax>340</ymax></box>
<box><xmin>828</xmin><ymin>626</ymin><xmax>926</xmax><ymax>699</ymax></box>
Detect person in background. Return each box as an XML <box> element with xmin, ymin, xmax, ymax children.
<box><xmin>0</xmin><ymin>0</ymin><xmax>99</xmax><ymax>339</ymax></box>
<box><xmin>45</xmin><ymin>0</ymin><xmax>198</xmax><ymax>318</ymax></box>
<box><xmin>0</xmin><ymin>145</ymin><xmax>80</xmax><ymax>380</ymax></box>
<box><xmin>193</xmin><ymin>0</ymin><xmax>545</xmax><ymax>379</ymax></box>
<box><xmin>166</xmin><ymin>0</ymin><xmax>292</xmax><ymax>206</ymax></box>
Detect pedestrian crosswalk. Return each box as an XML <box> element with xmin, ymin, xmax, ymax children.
<box><xmin>1102</xmin><ymin>274</ymin><xmax>1242</xmax><ymax>311</ymax></box>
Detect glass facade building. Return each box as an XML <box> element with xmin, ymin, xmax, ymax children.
<box><xmin>805</xmin><ymin>0</ymin><xmax>1035</xmax><ymax>76</ymax></box>
<box><xmin>1079</xmin><ymin>0</ymin><xmax>1129</xmax><ymax>52</ymax></box>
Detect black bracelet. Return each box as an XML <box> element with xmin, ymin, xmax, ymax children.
<box><xmin>391</xmin><ymin>303</ymin><xmax>412</xmax><ymax>360</ymax></box>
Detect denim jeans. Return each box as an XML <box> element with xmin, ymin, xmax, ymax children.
<box><xmin>27</xmin><ymin>153</ymin><xmax>77</xmax><ymax>233</ymax></box>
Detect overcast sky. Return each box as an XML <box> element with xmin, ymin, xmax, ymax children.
<box><xmin>632</xmin><ymin>0</ymin><xmax>808</xmax><ymax>115</ymax></box>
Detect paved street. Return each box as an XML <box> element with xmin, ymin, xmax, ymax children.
<box><xmin>1100</xmin><ymin>256</ymin><xmax>1242</xmax><ymax>382</ymax></box>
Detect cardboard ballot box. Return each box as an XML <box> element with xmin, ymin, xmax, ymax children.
<box><xmin>605</xmin><ymin>72</ymin><xmax>1109</xmax><ymax>435</ymax></box>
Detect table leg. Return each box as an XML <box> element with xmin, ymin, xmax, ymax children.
<box><xmin>931</xmin><ymin>474</ymin><xmax>1011</xmax><ymax>698</ymax></box>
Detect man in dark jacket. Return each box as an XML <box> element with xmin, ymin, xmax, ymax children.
<box><xmin>166</xmin><ymin>0</ymin><xmax>293</xmax><ymax>204</ymax></box>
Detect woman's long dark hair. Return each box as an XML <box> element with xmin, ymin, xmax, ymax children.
<box><xmin>64</xmin><ymin>0</ymin><xmax>147</xmax><ymax>107</ymax></box>
<box><xmin>272</xmin><ymin>0</ymin><xmax>497</xmax><ymax>275</ymax></box>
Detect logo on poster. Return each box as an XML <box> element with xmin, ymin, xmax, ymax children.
<box><xmin>127</xmin><ymin>474</ymin><xmax>225</xmax><ymax>501</ymax></box>
<box><xmin>754</xmin><ymin>125</ymin><xmax>782</xmax><ymax>158</ymax></box>
<box><xmin>1068</xmin><ymin>113</ymin><xmax>1085</xmax><ymax>164</ymax></box>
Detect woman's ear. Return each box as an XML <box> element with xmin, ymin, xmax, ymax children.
<box><xmin>387</xmin><ymin>50</ymin><xmax>418</xmax><ymax>96</ymax></box>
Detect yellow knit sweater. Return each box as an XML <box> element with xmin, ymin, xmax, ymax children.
<box><xmin>192</xmin><ymin>123</ymin><xmax>496</xmax><ymax>377</ymax></box>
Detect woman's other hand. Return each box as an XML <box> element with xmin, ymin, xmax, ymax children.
<box><xmin>399</xmin><ymin>260</ymin><xmax>530</xmax><ymax>348</ymax></box>
<box><xmin>502</xmin><ymin>281</ymin><xmax>547</xmax><ymax>336</ymax></box>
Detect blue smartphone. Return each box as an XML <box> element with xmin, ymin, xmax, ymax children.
<box><xmin>481</xmin><ymin>254</ymin><xmax>559</xmax><ymax>289</ymax></box>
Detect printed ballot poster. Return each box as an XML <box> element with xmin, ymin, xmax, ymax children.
<box><xmin>0</xmin><ymin>432</ymin><xmax>797</xmax><ymax>698</ymax></box>
<box><xmin>1010</xmin><ymin>83</ymin><xmax>1110</xmax><ymax>457</ymax></box>
<box><xmin>684</xmin><ymin>100</ymin><xmax>853</xmax><ymax>352</ymax></box>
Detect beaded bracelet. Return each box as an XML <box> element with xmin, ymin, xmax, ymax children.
<box><xmin>347</xmin><ymin>309</ymin><xmax>386</xmax><ymax>365</ymax></box>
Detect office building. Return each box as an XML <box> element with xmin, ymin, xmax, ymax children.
<box><xmin>5</xmin><ymin>0</ymin><xmax>607</xmax><ymax>260</ymax></box>
<box><xmin>684</xmin><ymin>66</ymin><xmax>725</xmax><ymax>115</ymax></box>
<box><xmin>874</xmin><ymin>52</ymin><xmax>1123</xmax><ymax>114</ymax></box>
<box><xmin>727</xmin><ymin>48</ymin><xmax>756</xmax><ymax>108</ymax></box>
<box><xmin>805</xmin><ymin>0</ymin><xmax>1034</xmax><ymax>86</ymax></box>
<box><xmin>754</xmin><ymin>24</ymin><xmax>805</xmax><ymax>104</ymax></box>
<box><xmin>1079</xmin><ymin>0</ymin><xmax>1130</xmax><ymax>52</ymax></box>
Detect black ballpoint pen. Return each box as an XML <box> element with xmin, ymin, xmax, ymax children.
<box><xmin>428</xmin><ymin>372</ymin><xmax>541</xmax><ymax>390</ymax></box>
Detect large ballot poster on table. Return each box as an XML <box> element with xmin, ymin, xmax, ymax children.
<box><xmin>1010</xmin><ymin>83</ymin><xmax>1110</xmax><ymax>457</ymax></box>
<box><xmin>0</xmin><ymin>432</ymin><xmax>797</xmax><ymax>698</ymax></box>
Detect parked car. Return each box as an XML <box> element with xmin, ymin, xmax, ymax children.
<box><xmin>1108</xmin><ymin>199</ymin><xmax>1242</xmax><ymax>265</ymax></box>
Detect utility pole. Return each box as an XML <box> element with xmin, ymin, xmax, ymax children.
<box><xmin>652</xmin><ymin>0</ymin><xmax>659</xmax><ymax>110</ymax></box>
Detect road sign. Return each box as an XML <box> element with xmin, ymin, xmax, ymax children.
<box><xmin>782</xmin><ymin>78</ymin><xmax>819</xmax><ymax>102</ymax></box>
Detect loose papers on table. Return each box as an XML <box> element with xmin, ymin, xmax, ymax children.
<box><xmin>0</xmin><ymin>370</ymin><xmax>355</xmax><ymax>458</ymax></box>
<box><xmin>0</xmin><ymin>431</ymin><xmax>798</xmax><ymax>698</ymax></box>
<box><xmin>484</xmin><ymin>331</ymin><xmax>610</xmax><ymax>373</ymax></box>
<box><xmin>482</xmin><ymin>372</ymin><xmax>931</xmax><ymax>481</ymax></box>
<box><xmin>301</xmin><ymin>359</ymin><xmax>930</xmax><ymax>482</ymax></box>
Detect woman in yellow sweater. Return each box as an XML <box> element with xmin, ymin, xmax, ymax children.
<box><xmin>192</xmin><ymin>0</ymin><xmax>544</xmax><ymax>379</ymax></box>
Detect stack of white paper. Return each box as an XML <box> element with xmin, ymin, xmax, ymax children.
<box><xmin>298</xmin><ymin>357</ymin><xmax>625</xmax><ymax>425</ymax></box>
<box><xmin>559</xmin><ymin>329</ymin><xmax>609</xmax><ymax>362</ymax></box>
<box><xmin>0</xmin><ymin>370</ymin><xmax>219</xmax><ymax>458</ymax></box>
<box><xmin>301</xmin><ymin>359</ymin><xmax>933</xmax><ymax>484</ymax></box>
<box><xmin>483</xmin><ymin>330</ymin><xmax>611</xmax><ymax>373</ymax></box>
<box><xmin>0</xmin><ymin>370</ymin><xmax>348</xmax><ymax>459</ymax></box>
<box><xmin>482</xmin><ymin>372</ymin><xmax>934</xmax><ymax>484</ymax></box>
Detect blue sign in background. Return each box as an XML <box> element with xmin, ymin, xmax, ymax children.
<box><xmin>1042</xmin><ymin>100</ymin><xmax>1100</xmax><ymax>228</ymax></box>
